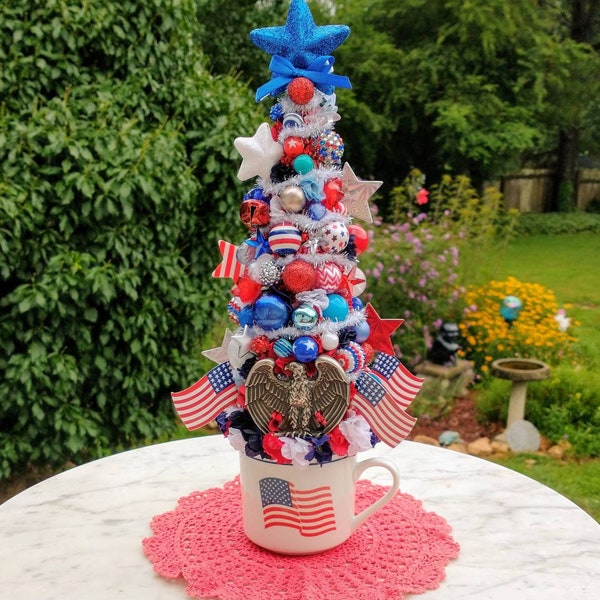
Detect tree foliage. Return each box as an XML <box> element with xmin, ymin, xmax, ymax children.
<box><xmin>324</xmin><ymin>0</ymin><xmax>600</xmax><ymax>211</ymax></box>
<box><xmin>0</xmin><ymin>0</ymin><xmax>259</xmax><ymax>476</ymax></box>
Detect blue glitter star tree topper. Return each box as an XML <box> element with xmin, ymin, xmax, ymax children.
<box><xmin>250</xmin><ymin>0</ymin><xmax>350</xmax><ymax>69</ymax></box>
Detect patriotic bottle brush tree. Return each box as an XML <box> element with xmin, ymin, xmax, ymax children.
<box><xmin>172</xmin><ymin>0</ymin><xmax>423</xmax><ymax>468</ymax></box>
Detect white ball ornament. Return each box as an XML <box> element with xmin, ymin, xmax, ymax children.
<box><xmin>319</xmin><ymin>222</ymin><xmax>349</xmax><ymax>253</ymax></box>
<box><xmin>321</xmin><ymin>331</ymin><xmax>340</xmax><ymax>351</ymax></box>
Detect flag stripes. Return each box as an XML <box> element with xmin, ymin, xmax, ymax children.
<box><xmin>171</xmin><ymin>362</ymin><xmax>238</xmax><ymax>431</ymax></box>
<box><xmin>260</xmin><ymin>478</ymin><xmax>336</xmax><ymax>537</ymax></box>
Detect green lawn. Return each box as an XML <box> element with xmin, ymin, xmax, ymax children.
<box><xmin>491</xmin><ymin>233</ymin><xmax>600</xmax><ymax>359</ymax></box>
<box><xmin>483</xmin><ymin>232</ymin><xmax>600</xmax><ymax>522</ymax></box>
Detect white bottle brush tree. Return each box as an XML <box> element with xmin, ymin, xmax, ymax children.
<box><xmin>172</xmin><ymin>0</ymin><xmax>423</xmax><ymax>468</ymax></box>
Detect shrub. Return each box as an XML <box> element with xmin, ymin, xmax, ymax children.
<box><xmin>515</xmin><ymin>212</ymin><xmax>600</xmax><ymax>235</ymax></box>
<box><xmin>362</xmin><ymin>170</ymin><xmax>517</xmax><ymax>365</ymax></box>
<box><xmin>459</xmin><ymin>277</ymin><xmax>578</xmax><ymax>375</ymax></box>
<box><xmin>477</xmin><ymin>364</ymin><xmax>600</xmax><ymax>457</ymax></box>
<box><xmin>0</xmin><ymin>0</ymin><xmax>258</xmax><ymax>477</ymax></box>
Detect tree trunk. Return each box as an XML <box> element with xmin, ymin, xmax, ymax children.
<box><xmin>552</xmin><ymin>0</ymin><xmax>599</xmax><ymax>211</ymax></box>
<box><xmin>552</xmin><ymin>128</ymin><xmax>579</xmax><ymax>211</ymax></box>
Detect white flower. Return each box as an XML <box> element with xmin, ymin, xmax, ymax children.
<box><xmin>280</xmin><ymin>437</ymin><xmax>312</xmax><ymax>468</ymax></box>
<box><xmin>555</xmin><ymin>309</ymin><xmax>571</xmax><ymax>332</ymax></box>
<box><xmin>339</xmin><ymin>411</ymin><xmax>373</xmax><ymax>456</ymax></box>
<box><xmin>228</xmin><ymin>427</ymin><xmax>247</xmax><ymax>452</ymax></box>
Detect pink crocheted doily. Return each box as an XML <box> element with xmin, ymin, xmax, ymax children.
<box><xmin>143</xmin><ymin>477</ymin><xmax>459</xmax><ymax>600</ymax></box>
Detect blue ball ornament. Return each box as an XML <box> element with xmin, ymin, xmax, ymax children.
<box><xmin>293</xmin><ymin>154</ymin><xmax>314</xmax><ymax>175</ymax></box>
<box><xmin>307</xmin><ymin>201</ymin><xmax>326</xmax><ymax>221</ymax></box>
<box><xmin>292</xmin><ymin>336</ymin><xmax>319</xmax><ymax>363</ymax></box>
<box><xmin>354</xmin><ymin>320</ymin><xmax>371</xmax><ymax>343</ymax></box>
<box><xmin>273</xmin><ymin>338</ymin><xmax>294</xmax><ymax>358</ymax></box>
<box><xmin>253</xmin><ymin>295</ymin><xmax>290</xmax><ymax>330</ymax></box>
<box><xmin>322</xmin><ymin>294</ymin><xmax>349</xmax><ymax>322</ymax></box>
<box><xmin>352</xmin><ymin>297</ymin><xmax>364</xmax><ymax>310</ymax></box>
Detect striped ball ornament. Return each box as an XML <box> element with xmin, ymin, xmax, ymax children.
<box><xmin>268</xmin><ymin>223</ymin><xmax>303</xmax><ymax>255</ymax></box>
<box><xmin>315</xmin><ymin>262</ymin><xmax>342</xmax><ymax>292</ymax></box>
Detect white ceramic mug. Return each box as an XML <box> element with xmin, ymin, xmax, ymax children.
<box><xmin>239</xmin><ymin>452</ymin><xmax>399</xmax><ymax>554</ymax></box>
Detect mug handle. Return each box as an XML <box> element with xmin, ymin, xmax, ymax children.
<box><xmin>351</xmin><ymin>457</ymin><xmax>400</xmax><ymax>532</ymax></box>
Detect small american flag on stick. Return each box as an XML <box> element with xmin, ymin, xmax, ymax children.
<box><xmin>370</xmin><ymin>352</ymin><xmax>424</xmax><ymax>410</ymax></box>
<box><xmin>171</xmin><ymin>362</ymin><xmax>238</xmax><ymax>431</ymax></box>
<box><xmin>352</xmin><ymin>371</ymin><xmax>417</xmax><ymax>447</ymax></box>
<box><xmin>259</xmin><ymin>477</ymin><xmax>336</xmax><ymax>537</ymax></box>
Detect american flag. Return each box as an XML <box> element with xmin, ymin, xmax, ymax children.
<box><xmin>259</xmin><ymin>477</ymin><xmax>336</xmax><ymax>537</ymax></box>
<box><xmin>171</xmin><ymin>362</ymin><xmax>238</xmax><ymax>431</ymax></box>
<box><xmin>370</xmin><ymin>352</ymin><xmax>424</xmax><ymax>410</ymax></box>
<box><xmin>212</xmin><ymin>240</ymin><xmax>246</xmax><ymax>281</ymax></box>
<box><xmin>352</xmin><ymin>371</ymin><xmax>417</xmax><ymax>447</ymax></box>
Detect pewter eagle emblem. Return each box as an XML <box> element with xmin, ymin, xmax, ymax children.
<box><xmin>245</xmin><ymin>355</ymin><xmax>350</xmax><ymax>436</ymax></box>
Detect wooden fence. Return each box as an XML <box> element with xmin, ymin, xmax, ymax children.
<box><xmin>500</xmin><ymin>168</ymin><xmax>600</xmax><ymax>212</ymax></box>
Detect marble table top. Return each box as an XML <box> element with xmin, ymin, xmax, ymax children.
<box><xmin>1</xmin><ymin>437</ymin><xmax>598</xmax><ymax>599</ymax></box>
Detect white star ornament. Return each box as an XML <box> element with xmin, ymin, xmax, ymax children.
<box><xmin>234</xmin><ymin>123</ymin><xmax>283</xmax><ymax>181</ymax></box>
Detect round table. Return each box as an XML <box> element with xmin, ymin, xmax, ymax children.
<box><xmin>0</xmin><ymin>437</ymin><xmax>598</xmax><ymax>599</ymax></box>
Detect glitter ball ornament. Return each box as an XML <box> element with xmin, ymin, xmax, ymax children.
<box><xmin>311</xmin><ymin>130</ymin><xmax>344</xmax><ymax>166</ymax></box>
<box><xmin>268</xmin><ymin>223</ymin><xmax>303</xmax><ymax>255</ymax></box>
<box><xmin>288</xmin><ymin>77</ymin><xmax>315</xmax><ymax>105</ymax></box>
<box><xmin>319</xmin><ymin>222</ymin><xmax>349</xmax><ymax>253</ymax></box>
<box><xmin>279</xmin><ymin>185</ymin><xmax>306</xmax><ymax>212</ymax></box>
<box><xmin>315</xmin><ymin>262</ymin><xmax>342</xmax><ymax>292</ymax></box>
<box><xmin>354</xmin><ymin>320</ymin><xmax>371</xmax><ymax>343</ymax></box>
<box><xmin>259</xmin><ymin>259</ymin><xmax>282</xmax><ymax>286</ymax></box>
<box><xmin>281</xmin><ymin>260</ymin><xmax>316</xmax><ymax>293</ymax></box>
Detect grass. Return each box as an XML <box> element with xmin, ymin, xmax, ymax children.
<box><xmin>488</xmin><ymin>454</ymin><xmax>600</xmax><ymax>523</ymax></box>
<box><xmin>489</xmin><ymin>233</ymin><xmax>600</xmax><ymax>359</ymax></box>
<box><xmin>477</xmin><ymin>231</ymin><xmax>600</xmax><ymax>522</ymax></box>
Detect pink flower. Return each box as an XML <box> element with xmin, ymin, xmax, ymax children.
<box><xmin>416</xmin><ymin>188</ymin><xmax>429</xmax><ymax>205</ymax></box>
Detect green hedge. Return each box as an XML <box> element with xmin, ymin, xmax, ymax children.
<box><xmin>514</xmin><ymin>212</ymin><xmax>600</xmax><ymax>236</ymax></box>
<box><xmin>0</xmin><ymin>0</ymin><xmax>258</xmax><ymax>477</ymax></box>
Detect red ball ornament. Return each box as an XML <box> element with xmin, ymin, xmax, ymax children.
<box><xmin>283</xmin><ymin>136</ymin><xmax>305</xmax><ymax>158</ymax></box>
<box><xmin>287</xmin><ymin>77</ymin><xmax>315</xmax><ymax>105</ymax></box>
<box><xmin>281</xmin><ymin>260</ymin><xmax>316</xmax><ymax>293</ymax></box>
<box><xmin>323</xmin><ymin>178</ymin><xmax>344</xmax><ymax>209</ymax></box>
<box><xmin>348</xmin><ymin>224</ymin><xmax>369</xmax><ymax>254</ymax></box>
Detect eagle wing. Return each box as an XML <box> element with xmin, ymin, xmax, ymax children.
<box><xmin>311</xmin><ymin>355</ymin><xmax>350</xmax><ymax>433</ymax></box>
<box><xmin>245</xmin><ymin>359</ymin><xmax>290</xmax><ymax>433</ymax></box>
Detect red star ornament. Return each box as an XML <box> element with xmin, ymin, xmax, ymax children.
<box><xmin>364</xmin><ymin>303</ymin><xmax>404</xmax><ymax>355</ymax></box>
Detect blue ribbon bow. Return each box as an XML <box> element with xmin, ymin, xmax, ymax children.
<box><xmin>255</xmin><ymin>55</ymin><xmax>352</xmax><ymax>102</ymax></box>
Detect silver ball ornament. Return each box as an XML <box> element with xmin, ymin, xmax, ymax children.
<box><xmin>279</xmin><ymin>185</ymin><xmax>306</xmax><ymax>212</ymax></box>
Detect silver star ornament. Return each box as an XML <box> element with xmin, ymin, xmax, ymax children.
<box><xmin>340</xmin><ymin>162</ymin><xmax>382</xmax><ymax>224</ymax></box>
